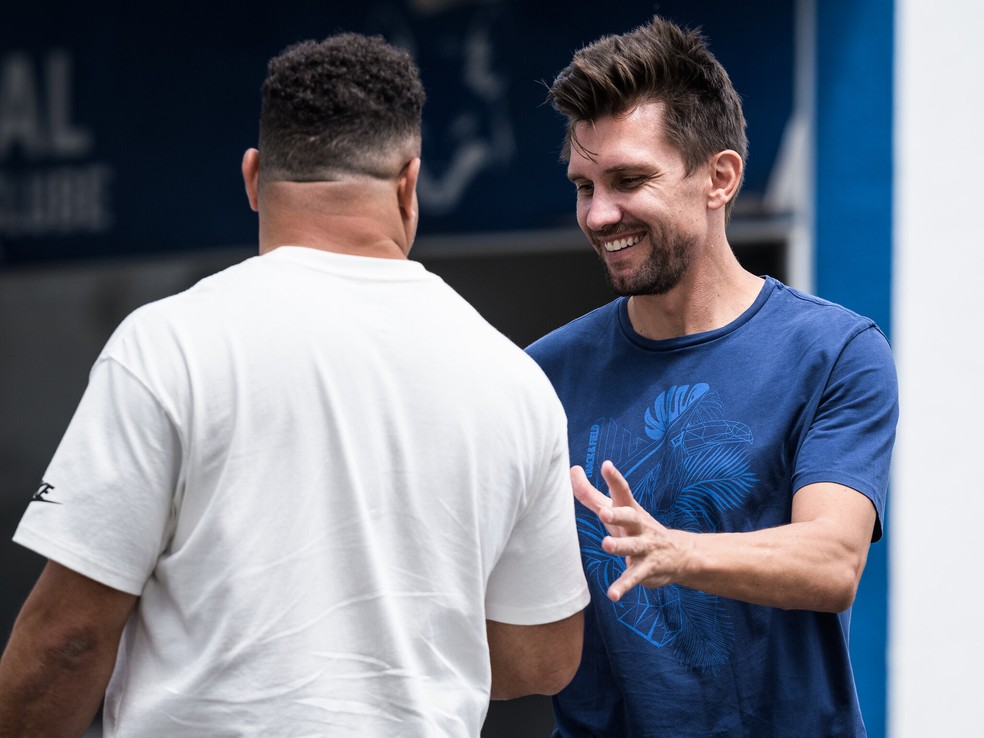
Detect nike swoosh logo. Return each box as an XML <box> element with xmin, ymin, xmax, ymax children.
<box><xmin>31</xmin><ymin>482</ymin><xmax>61</xmax><ymax>504</ymax></box>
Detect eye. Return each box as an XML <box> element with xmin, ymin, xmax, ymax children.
<box><xmin>619</xmin><ymin>176</ymin><xmax>645</xmax><ymax>189</ymax></box>
<box><xmin>573</xmin><ymin>181</ymin><xmax>593</xmax><ymax>195</ymax></box>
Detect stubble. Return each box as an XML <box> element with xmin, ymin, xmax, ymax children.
<box><xmin>601</xmin><ymin>219</ymin><xmax>697</xmax><ymax>296</ymax></box>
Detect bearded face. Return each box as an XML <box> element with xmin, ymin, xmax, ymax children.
<box><xmin>567</xmin><ymin>104</ymin><xmax>708</xmax><ymax>301</ymax></box>
<box><xmin>594</xmin><ymin>217</ymin><xmax>697</xmax><ymax>297</ymax></box>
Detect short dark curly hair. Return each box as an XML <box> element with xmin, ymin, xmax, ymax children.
<box><xmin>548</xmin><ymin>16</ymin><xmax>747</xmax><ymax>219</ymax></box>
<box><xmin>259</xmin><ymin>32</ymin><xmax>426</xmax><ymax>183</ymax></box>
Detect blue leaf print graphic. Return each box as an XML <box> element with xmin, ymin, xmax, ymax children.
<box><xmin>644</xmin><ymin>384</ymin><xmax>709</xmax><ymax>443</ymax></box>
<box><xmin>614</xmin><ymin>580</ymin><xmax>682</xmax><ymax>649</ymax></box>
<box><xmin>677</xmin><ymin>443</ymin><xmax>757</xmax><ymax>520</ymax></box>
<box><xmin>675</xmin><ymin>585</ymin><xmax>734</xmax><ymax>671</ymax></box>
<box><xmin>581</xmin><ymin>385</ymin><xmax>756</xmax><ymax>674</ymax></box>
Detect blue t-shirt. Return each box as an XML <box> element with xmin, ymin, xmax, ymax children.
<box><xmin>526</xmin><ymin>277</ymin><xmax>898</xmax><ymax>738</ymax></box>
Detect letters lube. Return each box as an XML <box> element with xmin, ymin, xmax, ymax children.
<box><xmin>0</xmin><ymin>49</ymin><xmax>113</xmax><ymax>243</ymax></box>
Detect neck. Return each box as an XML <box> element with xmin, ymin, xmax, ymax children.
<box><xmin>257</xmin><ymin>178</ymin><xmax>412</xmax><ymax>260</ymax></box>
<box><xmin>626</xmin><ymin>240</ymin><xmax>764</xmax><ymax>340</ymax></box>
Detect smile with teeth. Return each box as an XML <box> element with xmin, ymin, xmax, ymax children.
<box><xmin>603</xmin><ymin>234</ymin><xmax>644</xmax><ymax>252</ymax></box>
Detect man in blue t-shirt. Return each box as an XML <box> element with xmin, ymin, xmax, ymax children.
<box><xmin>526</xmin><ymin>15</ymin><xmax>898</xmax><ymax>738</ymax></box>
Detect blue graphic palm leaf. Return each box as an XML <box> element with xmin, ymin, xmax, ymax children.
<box><xmin>676</xmin><ymin>444</ymin><xmax>757</xmax><ymax>523</ymax></box>
<box><xmin>674</xmin><ymin>585</ymin><xmax>734</xmax><ymax>671</ymax></box>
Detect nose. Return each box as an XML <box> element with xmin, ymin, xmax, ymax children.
<box><xmin>581</xmin><ymin>189</ymin><xmax>622</xmax><ymax>232</ymax></box>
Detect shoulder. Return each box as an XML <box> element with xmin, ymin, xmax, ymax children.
<box><xmin>98</xmin><ymin>260</ymin><xmax>261</xmax><ymax>375</ymax></box>
<box><xmin>756</xmin><ymin>279</ymin><xmax>893</xmax><ymax>367</ymax></box>
<box><xmin>758</xmin><ymin>280</ymin><xmax>896</xmax><ymax>394</ymax></box>
<box><xmin>766</xmin><ymin>279</ymin><xmax>884</xmax><ymax>338</ymax></box>
<box><xmin>114</xmin><ymin>257</ymin><xmax>261</xmax><ymax>332</ymax></box>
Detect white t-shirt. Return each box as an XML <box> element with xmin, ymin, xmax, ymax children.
<box><xmin>14</xmin><ymin>246</ymin><xmax>589</xmax><ymax>737</ymax></box>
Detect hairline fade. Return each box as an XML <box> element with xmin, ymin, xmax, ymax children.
<box><xmin>258</xmin><ymin>33</ymin><xmax>425</xmax><ymax>184</ymax></box>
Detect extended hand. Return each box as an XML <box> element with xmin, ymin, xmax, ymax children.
<box><xmin>571</xmin><ymin>460</ymin><xmax>687</xmax><ymax>602</ymax></box>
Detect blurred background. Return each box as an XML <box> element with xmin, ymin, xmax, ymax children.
<box><xmin>1</xmin><ymin>0</ymin><xmax>977</xmax><ymax>735</ymax></box>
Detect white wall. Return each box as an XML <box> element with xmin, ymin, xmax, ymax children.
<box><xmin>891</xmin><ymin>1</ymin><xmax>984</xmax><ymax>734</ymax></box>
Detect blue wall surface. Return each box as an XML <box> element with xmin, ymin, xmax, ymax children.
<box><xmin>815</xmin><ymin>1</ymin><xmax>894</xmax><ymax>736</ymax></box>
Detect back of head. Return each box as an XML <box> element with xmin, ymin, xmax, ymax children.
<box><xmin>547</xmin><ymin>15</ymin><xmax>747</xmax><ymax>200</ymax></box>
<box><xmin>259</xmin><ymin>33</ymin><xmax>425</xmax><ymax>184</ymax></box>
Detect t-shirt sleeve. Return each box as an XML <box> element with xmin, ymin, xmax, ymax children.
<box><xmin>792</xmin><ymin>325</ymin><xmax>899</xmax><ymax>540</ymax></box>
<box><xmin>13</xmin><ymin>357</ymin><xmax>181</xmax><ymax>595</ymax></box>
<box><xmin>484</xmin><ymin>397</ymin><xmax>590</xmax><ymax>625</ymax></box>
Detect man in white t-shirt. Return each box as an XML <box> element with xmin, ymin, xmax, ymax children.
<box><xmin>0</xmin><ymin>33</ymin><xmax>588</xmax><ymax>736</ymax></box>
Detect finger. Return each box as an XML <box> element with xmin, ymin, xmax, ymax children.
<box><xmin>572</xmin><ymin>466</ymin><xmax>629</xmax><ymax>537</ymax></box>
<box><xmin>597</xmin><ymin>503</ymin><xmax>641</xmax><ymax>530</ymax></box>
<box><xmin>570</xmin><ymin>465</ymin><xmax>612</xmax><ymax>515</ymax></box>
<box><xmin>600</xmin><ymin>460</ymin><xmax>637</xmax><ymax>509</ymax></box>
<box><xmin>606</xmin><ymin>566</ymin><xmax>648</xmax><ymax>603</ymax></box>
<box><xmin>601</xmin><ymin>533</ymin><xmax>652</xmax><ymax>558</ymax></box>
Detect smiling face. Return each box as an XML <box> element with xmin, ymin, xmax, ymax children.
<box><xmin>567</xmin><ymin>102</ymin><xmax>710</xmax><ymax>297</ymax></box>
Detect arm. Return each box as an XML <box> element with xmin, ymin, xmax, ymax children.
<box><xmin>486</xmin><ymin>610</ymin><xmax>584</xmax><ymax>700</ymax></box>
<box><xmin>0</xmin><ymin>560</ymin><xmax>138</xmax><ymax>737</ymax></box>
<box><xmin>575</xmin><ymin>461</ymin><xmax>876</xmax><ymax>613</ymax></box>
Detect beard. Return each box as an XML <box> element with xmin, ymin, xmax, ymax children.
<box><xmin>599</xmin><ymin>219</ymin><xmax>697</xmax><ymax>296</ymax></box>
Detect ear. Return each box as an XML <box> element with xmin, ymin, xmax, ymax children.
<box><xmin>397</xmin><ymin>156</ymin><xmax>421</xmax><ymax>249</ymax></box>
<box><xmin>397</xmin><ymin>156</ymin><xmax>421</xmax><ymax>220</ymax></box>
<box><xmin>707</xmin><ymin>150</ymin><xmax>743</xmax><ymax>212</ymax></box>
<box><xmin>242</xmin><ymin>148</ymin><xmax>261</xmax><ymax>212</ymax></box>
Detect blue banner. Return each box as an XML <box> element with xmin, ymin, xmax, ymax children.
<box><xmin>0</xmin><ymin>0</ymin><xmax>792</xmax><ymax>265</ymax></box>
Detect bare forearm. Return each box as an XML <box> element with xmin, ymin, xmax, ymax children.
<box><xmin>0</xmin><ymin>629</ymin><xmax>113</xmax><ymax>737</ymax></box>
<box><xmin>668</xmin><ymin>520</ymin><xmax>867</xmax><ymax>612</ymax></box>
<box><xmin>582</xmin><ymin>464</ymin><xmax>878</xmax><ymax>612</ymax></box>
<box><xmin>0</xmin><ymin>561</ymin><xmax>136</xmax><ymax>737</ymax></box>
